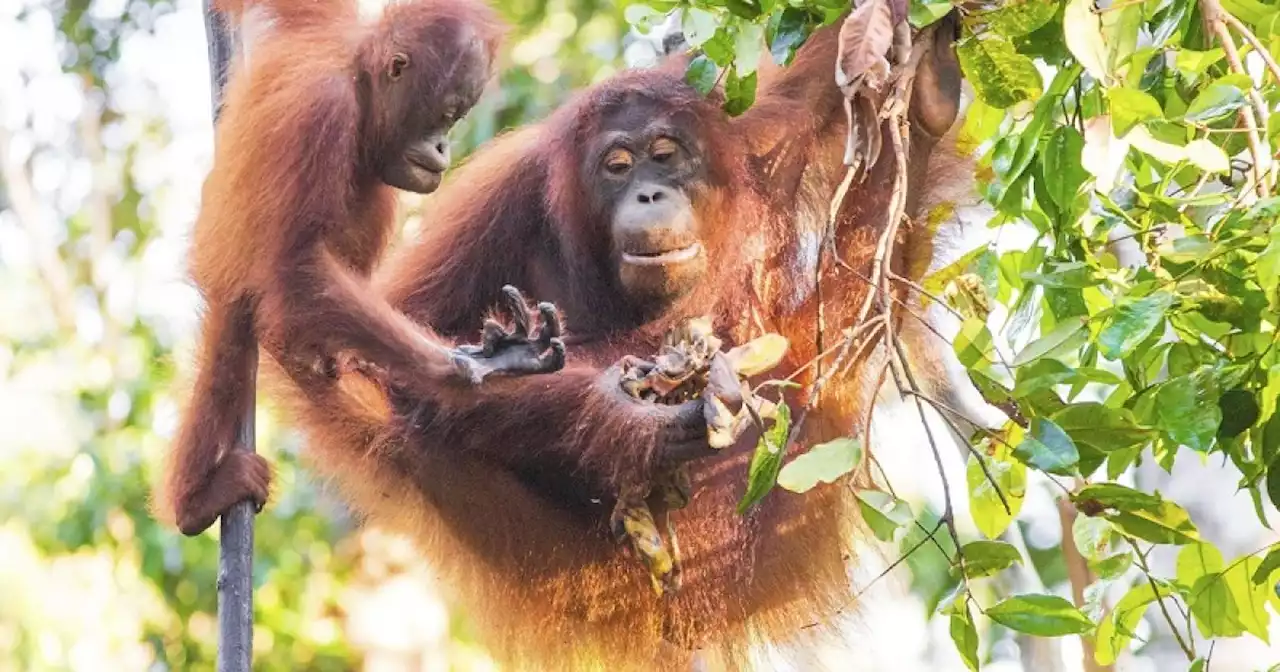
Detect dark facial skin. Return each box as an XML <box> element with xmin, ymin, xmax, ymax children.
<box><xmin>376</xmin><ymin>26</ymin><xmax>492</xmax><ymax>194</ymax></box>
<box><xmin>589</xmin><ymin>101</ymin><xmax>709</xmax><ymax>310</ymax></box>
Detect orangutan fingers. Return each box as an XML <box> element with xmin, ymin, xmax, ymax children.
<box><xmin>535</xmin><ymin>302</ymin><xmax>562</xmax><ymax>348</ymax></box>
<box><xmin>539</xmin><ymin>337</ymin><xmax>567</xmax><ymax>372</ymax></box>
<box><xmin>480</xmin><ymin>318</ymin><xmax>508</xmax><ymax>357</ymax></box>
<box><xmin>501</xmin><ymin>284</ymin><xmax>533</xmax><ymax>338</ymax></box>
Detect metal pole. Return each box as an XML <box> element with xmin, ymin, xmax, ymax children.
<box><xmin>202</xmin><ymin>2</ymin><xmax>256</xmax><ymax>671</ymax></box>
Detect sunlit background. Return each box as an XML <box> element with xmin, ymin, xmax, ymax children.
<box><xmin>1</xmin><ymin>0</ymin><xmax>1278</xmax><ymax>670</ymax></box>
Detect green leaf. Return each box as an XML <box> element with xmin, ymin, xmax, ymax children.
<box><xmin>1091</xmin><ymin>552</ymin><xmax>1133</xmax><ymax>579</ymax></box>
<box><xmin>1226</xmin><ymin>555</ymin><xmax>1273</xmax><ymax>642</ymax></box>
<box><xmin>1178</xmin><ymin>543</ymin><xmax>1225</xmax><ymax>589</ymax></box>
<box><xmin>1042</xmin><ymin>126</ymin><xmax>1088</xmax><ymax>211</ymax></box>
<box><xmin>1254</xmin><ymin>547</ymin><xmax>1280</xmax><ymax>586</ymax></box>
<box><xmin>954</xmin><ymin>317</ymin><xmax>996</xmax><ymax>369</ymax></box>
<box><xmin>1184</xmin><ymin>83</ymin><xmax>1248</xmax><ymax>123</ymax></box>
<box><xmin>1073</xmin><ymin>514</ymin><xmax>1118</xmax><ymax>560</ymax></box>
<box><xmin>737</xmin><ymin>400</ymin><xmax>790</xmax><ymax>513</ymax></box>
<box><xmin>1075</xmin><ymin>482</ymin><xmax>1162</xmax><ymax>513</ymax></box>
<box><xmin>960</xmin><ymin>540</ymin><xmax>1023</xmax><ymax>578</ymax></box>
<box><xmin>924</xmin><ymin>245</ymin><xmax>991</xmax><ymax>300</ymax></box>
<box><xmin>909</xmin><ymin>0</ymin><xmax>953</xmax><ymax>28</ymax></box>
<box><xmin>1052</xmin><ymin>404</ymin><xmax>1154</xmax><ymax>453</ymax></box>
<box><xmin>1012</xmin><ymin>359</ymin><xmax>1091</xmax><ymax>397</ymax></box>
<box><xmin>725</xmin><ymin>0</ymin><xmax>763</xmax><ymax>20</ymax></box>
<box><xmin>1022</xmin><ymin>261</ymin><xmax>1102</xmax><ymax>288</ymax></box>
<box><xmin>1126</xmin><ymin>124</ymin><xmax>1189</xmax><ymax>165</ymax></box>
<box><xmin>1105</xmin><ymin>499</ymin><xmax>1201</xmax><ymax>545</ymax></box>
<box><xmin>1012</xmin><ymin>317</ymin><xmax>1089</xmax><ymax>367</ymax></box>
<box><xmin>1108</xmin><ymin>87</ymin><xmax>1164</xmax><ymax>136</ymax></box>
<box><xmin>1013</xmin><ymin>417</ymin><xmax>1080</xmax><ymax>475</ymax></box>
<box><xmin>681</xmin><ymin>7</ymin><xmax>719</xmax><ymax>48</ymax></box>
<box><xmin>1081</xmin><ymin>114</ymin><xmax>1128</xmax><ymax>193</ymax></box>
<box><xmin>1190</xmin><ymin>572</ymin><xmax>1244</xmax><ymax>639</ymax></box>
<box><xmin>1217</xmin><ymin>389</ymin><xmax>1260</xmax><ymax>439</ymax></box>
<box><xmin>723</xmin><ymin>67</ymin><xmax>757</xmax><ymax>116</ymax></box>
<box><xmin>1097</xmin><ymin>292</ymin><xmax>1173</xmax><ymax>360</ymax></box>
<box><xmin>776</xmin><ymin>438</ymin><xmax>863</xmax><ymax>494</ymax></box>
<box><xmin>700</xmin><ymin>28</ymin><xmax>735</xmax><ymax>66</ymax></box>
<box><xmin>1258</xmin><ymin>226</ymin><xmax>1280</xmax><ymax>307</ymax></box>
<box><xmin>1269</xmin><ymin>465</ymin><xmax>1280</xmax><ymax>516</ymax></box>
<box><xmin>958</xmin><ymin>99</ymin><xmax>1007</xmax><ymax>154</ymax></box>
<box><xmin>1095</xmin><ymin>582</ymin><xmax>1173</xmax><ymax>665</ymax></box>
<box><xmin>956</xmin><ymin>33</ymin><xmax>1044</xmax><ymax>109</ymax></box>
<box><xmin>986</xmin><ymin>594</ymin><xmax>1096</xmax><ymax>636</ymax></box>
<box><xmin>1100</xmin><ymin>2</ymin><xmax>1140</xmax><ymax>74</ymax></box>
<box><xmin>856</xmin><ymin>489</ymin><xmax>914</xmax><ymax>542</ymax></box>
<box><xmin>1174</xmin><ymin>48</ymin><xmax>1224</xmax><ymax>75</ymax></box>
<box><xmin>1185</xmin><ymin>139</ymin><xmax>1231</xmax><ymax>173</ymax></box>
<box><xmin>624</xmin><ymin>4</ymin><xmax>666</xmax><ymax>31</ymax></box>
<box><xmin>985</xmin><ymin>0</ymin><xmax>1059</xmax><ymax>37</ymax></box>
<box><xmin>685</xmin><ymin>55</ymin><xmax>718</xmax><ymax>95</ymax></box>
<box><xmin>1157</xmin><ymin>374</ymin><xmax>1222</xmax><ymax>453</ymax></box>
<box><xmin>950</xmin><ymin>597</ymin><xmax>981</xmax><ymax>671</ymax></box>
<box><xmin>968</xmin><ymin>448</ymin><xmax>1026</xmax><ymax>539</ymax></box>
<box><xmin>1063</xmin><ymin>0</ymin><xmax>1109</xmax><ymax>81</ymax></box>
<box><xmin>733</xmin><ymin>21</ymin><xmax>765</xmax><ymax>75</ymax></box>
<box><xmin>766</xmin><ymin>7</ymin><xmax>810</xmax><ymax>66</ymax></box>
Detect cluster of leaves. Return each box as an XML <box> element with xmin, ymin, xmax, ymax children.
<box><xmin>626</xmin><ymin>0</ymin><xmax>1280</xmax><ymax>668</ymax></box>
<box><xmin>626</xmin><ymin>0</ymin><xmax>851</xmax><ymax>114</ymax></box>
<box><xmin>931</xmin><ymin>0</ymin><xmax>1280</xmax><ymax>664</ymax></box>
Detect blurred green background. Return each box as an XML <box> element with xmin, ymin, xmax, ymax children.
<box><xmin>0</xmin><ymin>0</ymin><xmax>651</xmax><ymax>669</ymax></box>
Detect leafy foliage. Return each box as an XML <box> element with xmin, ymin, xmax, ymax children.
<box><xmin>626</xmin><ymin>0</ymin><xmax>1280</xmax><ymax>667</ymax></box>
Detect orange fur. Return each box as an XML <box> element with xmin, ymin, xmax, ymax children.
<box><xmin>212</xmin><ymin>0</ymin><xmax>355</xmax><ymax>31</ymax></box>
<box><xmin>154</xmin><ymin>0</ymin><xmax>507</xmax><ymax>535</ymax></box>
<box><xmin>267</xmin><ymin>17</ymin><xmax>966</xmax><ymax>672</ymax></box>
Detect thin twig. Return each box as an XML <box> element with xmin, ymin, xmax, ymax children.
<box><xmin>1221</xmin><ymin>12</ymin><xmax>1280</xmax><ymax>85</ymax></box>
<box><xmin>861</xmin><ymin>357</ymin><xmax>892</xmax><ymax>466</ymax></box>
<box><xmin>893</xmin><ymin>339</ymin><xmax>965</xmax><ymax>576</ymax></box>
<box><xmin>901</xmin><ymin>389</ymin><xmax>1012</xmax><ymax>515</ymax></box>
<box><xmin>1130</xmin><ymin>540</ymin><xmax>1197</xmax><ymax>661</ymax></box>
<box><xmin>852</xmin><ymin>519</ymin><xmax>946</xmax><ymax>600</ymax></box>
<box><xmin>1204</xmin><ymin>0</ymin><xmax>1273</xmax><ymax>197</ymax></box>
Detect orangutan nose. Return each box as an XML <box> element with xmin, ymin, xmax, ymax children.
<box><xmin>635</xmin><ymin>186</ymin><xmax>670</xmax><ymax>204</ymax></box>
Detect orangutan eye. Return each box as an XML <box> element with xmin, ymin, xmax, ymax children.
<box><xmin>604</xmin><ymin>148</ymin><xmax>634</xmax><ymax>175</ymax></box>
<box><xmin>650</xmin><ymin>137</ymin><xmax>678</xmax><ymax>163</ymax></box>
<box><xmin>389</xmin><ymin>53</ymin><xmax>410</xmax><ymax>80</ymax></box>
<box><xmin>441</xmin><ymin>105</ymin><xmax>459</xmax><ymax>124</ymax></box>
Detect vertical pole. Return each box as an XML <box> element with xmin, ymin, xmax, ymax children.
<box><xmin>202</xmin><ymin>3</ymin><xmax>256</xmax><ymax>672</ymax></box>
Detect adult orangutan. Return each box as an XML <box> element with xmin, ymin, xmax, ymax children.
<box><xmin>269</xmin><ymin>13</ymin><xmax>966</xmax><ymax>671</ymax></box>
<box><xmin>154</xmin><ymin>0</ymin><xmax>565</xmax><ymax>537</ymax></box>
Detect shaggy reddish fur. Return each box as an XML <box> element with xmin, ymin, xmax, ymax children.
<box><xmin>269</xmin><ymin>19</ymin><xmax>964</xmax><ymax>671</ymax></box>
<box><xmin>154</xmin><ymin>0</ymin><xmax>506</xmax><ymax>535</ymax></box>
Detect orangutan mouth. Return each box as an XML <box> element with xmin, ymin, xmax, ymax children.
<box><xmin>621</xmin><ymin>242</ymin><xmax>703</xmax><ymax>266</ymax></box>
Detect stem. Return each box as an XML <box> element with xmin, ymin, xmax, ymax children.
<box><xmin>1204</xmin><ymin>0</ymin><xmax>1274</xmax><ymax>197</ymax></box>
<box><xmin>1129</xmin><ymin>540</ymin><xmax>1197</xmax><ymax>661</ymax></box>
<box><xmin>1221</xmin><ymin>12</ymin><xmax>1280</xmax><ymax>85</ymax></box>
<box><xmin>900</xmin><ymin>389</ymin><xmax>1012</xmax><ymax>514</ymax></box>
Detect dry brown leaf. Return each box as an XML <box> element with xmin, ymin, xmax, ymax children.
<box><xmin>835</xmin><ymin>0</ymin><xmax>894</xmax><ymax>97</ymax></box>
